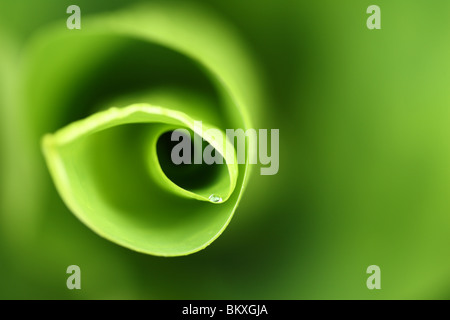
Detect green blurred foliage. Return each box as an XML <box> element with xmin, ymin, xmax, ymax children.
<box><xmin>1</xmin><ymin>0</ymin><xmax>450</xmax><ymax>299</ymax></box>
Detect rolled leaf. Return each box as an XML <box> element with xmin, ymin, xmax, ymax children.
<box><xmin>25</xmin><ymin>3</ymin><xmax>262</xmax><ymax>256</ymax></box>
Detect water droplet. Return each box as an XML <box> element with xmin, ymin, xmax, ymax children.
<box><xmin>209</xmin><ymin>194</ymin><xmax>222</xmax><ymax>203</ymax></box>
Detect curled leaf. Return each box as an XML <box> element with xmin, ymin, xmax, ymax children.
<box><xmin>29</xmin><ymin>3</ymin><xmax>262</xmax><ymax>255</ymax></box>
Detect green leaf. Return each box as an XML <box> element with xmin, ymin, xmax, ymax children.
<box><xmin>28</xmin><ymin>3</ymin><xmax>262</xmax><ymax>256</ymax></box>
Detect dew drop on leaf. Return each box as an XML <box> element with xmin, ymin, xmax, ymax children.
<box><xmin>208</xmin><ymin>194</ymin><xmax>222</xmax><ymax>203</ymax></box>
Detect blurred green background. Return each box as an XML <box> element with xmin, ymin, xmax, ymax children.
<box><xmin>1</xmin><ymin>0</ymin><xmax>450</xmax><ymax>299</ymax></box>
